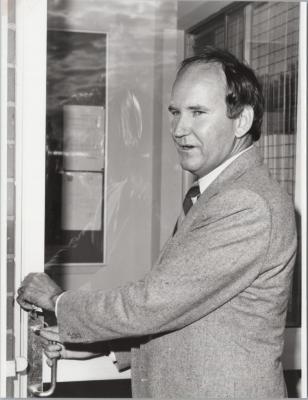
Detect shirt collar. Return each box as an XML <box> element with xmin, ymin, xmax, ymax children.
<box><xmin>198</xmin><ymin>145</ymin><xmax>253</xmax><ymax>195</ymax></box>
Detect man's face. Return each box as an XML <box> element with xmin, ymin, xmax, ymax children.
<box><xmin>169</xmin><ymin>63</ymin><xmax>238</xmax><ymax>178</ymax></box>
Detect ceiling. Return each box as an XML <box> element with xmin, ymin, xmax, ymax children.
<box><xmin>177</xmin><ymin>0</ymin><xmax>231</xmax><ymax>30</ymax></box>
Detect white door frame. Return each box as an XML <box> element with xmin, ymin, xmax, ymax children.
<box><xmin>15</xmin><ymin>0</ymin><xmax>47</xmax><ymax>397</ymax></box>
<box><xmin>298</xmin><ymin>2</ymin><xmax>307</xmax><ymax>397</ymax></box>
<box><xmin>0</xmin><ymin>0</ymin><xmax>9</xmax><ymax>397</ymax></box>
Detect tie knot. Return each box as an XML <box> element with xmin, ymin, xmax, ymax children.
<box><xmin>183</xmin><ymin>183</ymin><xmax>200</xmax><ymax>215</ymax></box>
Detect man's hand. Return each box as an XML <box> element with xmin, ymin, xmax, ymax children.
<box><xmin>17</xmin><ymin>273</ymin><xmax>63</xmax><ymax>312</ymax></box>
<box><xmin>39</xmin><ymin>326</ymin><xmax>104</xmax><ymax>367</ymax></box>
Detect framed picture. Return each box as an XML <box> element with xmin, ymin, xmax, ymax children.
<box><xmin>45</xmin><ymin>30</ymin><xmax>107</xmax><ymax>265</ymax></box>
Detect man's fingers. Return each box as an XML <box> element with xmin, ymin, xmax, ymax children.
<box><xmin>39</xmin><ymin>326</ymin><xmax>60</xmax><ymax>343</ymax></box>
<box><xmin>17</xmin><ymin>273</ymin><xmax>62</xmax><ymax>313</ymax></box>
<box><xmin>42</xmin><ymin>343</ymin><xmax>62</xmax><ymax>353</ymax></box>
<box><xmin>17</xmin><ymin>286</ymin><xmax>25</xmax><ymax>295</ymax></box>
<box><xmin>39</xmin><ymin>336</ymin><xmax>50</xmax><ymax>347</ymax></box>
<box><xmin>21</xmin><ymin>272</ymin><xmax>39</xmax><ymax>285</ymax></box>
<box><xmin>16</xmin><ymin>292</ymin><xmax>36</xmax><ymax>309</ymax></box>
<box><xmin>16</xmin><ymin>295</ymin><xmax>33</xmax><ymax>311</ymax></box>
<box><xmin>44</xmin><ymin>349</ymin><xmax>61</xmax><ymax>360</ymax></box>
<box><xmin>19</xmin><ymin>274</ymin><xmax>44</xmax><ymax>301</ymax></box>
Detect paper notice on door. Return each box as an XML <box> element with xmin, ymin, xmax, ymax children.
<box><xmin>63</xmin><ymin>105</ymin><xmax>105</xmax><ymax>172</ymax></box>
<box><xmin>61</xmin><ymin>171</ymin><xmax>103</xmax><ymax>231</ymax></box>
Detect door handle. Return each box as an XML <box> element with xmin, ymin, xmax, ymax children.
<box><xmin>28</xmin><ymin>308</ymin><xmax>58</xmax><ymax>397</ymax></box>
<box><xmin>28</xmin><ymin>357</ymin><xmax>57</xmax><ymax>397</ymax></box>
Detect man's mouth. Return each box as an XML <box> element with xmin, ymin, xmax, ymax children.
<box><xmin>177</xmin><ymin>144</ymin><xmax>195</xmax><ymax>151</ymax></box>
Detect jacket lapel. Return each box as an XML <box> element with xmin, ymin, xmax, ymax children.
<box><xmin>157</xmin><ymin>146</ymin><xmax>264</xmax><ymax>262</ymax></box>
<box><xmin>178</xmin><ymin>146</ymin><xmax>264</xmax><ymax>231</ymax></box>
<box><xmin>199</xmin><ymin>146</ymin><xmax>263</xmax><ymax>204</ymax></box>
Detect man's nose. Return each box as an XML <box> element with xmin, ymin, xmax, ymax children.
<box><xmin>172</xmin><ymin>116</ymin><xmax>190</xmax><ymax>138</ymax></box>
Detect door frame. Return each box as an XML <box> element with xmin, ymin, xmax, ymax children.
<box><xmin>15</xmin><ymin>0</ymin><xmax>47</xmax><ymax>396</ymax></box>
<box><xmin>298</xmin><ymin>2</ymin><xmax>307</xmax><ymax>396</ymax></box>
<box><xmin>0</xmin><ymin>0</ymin><xmax>8</xmax><ymax>396</ymax></box>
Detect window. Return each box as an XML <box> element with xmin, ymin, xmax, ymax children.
<box><xmin>251</xmin><ymin>2</ymin><xmax>299</xmax><ymax>199</ymax></box>
<box><xmin>187</xmin><ymin>2</ymin><xmax>299</xmax><ymax>199</ymax></box>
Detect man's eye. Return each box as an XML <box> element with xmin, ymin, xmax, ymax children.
<box><xmin>192</xmin><ymin>110</ymin><xmax>204</xmax><ymax>117</ymax></box>
<box><xmin>170</xmin><ymin>110</ymin><xmax>180</xmax><ymax>117</ymax></box>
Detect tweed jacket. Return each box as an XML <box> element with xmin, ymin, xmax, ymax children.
<box><xmin>57</xmin><ymin>147</ymin><xmax>297</xmax><ymax>398</ymax></box>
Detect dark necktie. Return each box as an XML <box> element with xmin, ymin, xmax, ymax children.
<box><xmin>173</xmin><ymin>183</ymin><xmax>200</xmax><ymax>235</ymax></box>
<box><xmin>182</xmin><ymin>183</ymin><xmax>201</xmax><ymax>215</ymax></box>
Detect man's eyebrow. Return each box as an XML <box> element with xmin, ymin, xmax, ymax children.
<box><xmin>187</xmin><ymin>105</ymin><xmax>210</xmax><ymax>112</ymax></box>
<box><xmin>168</xmin><ymin>104</ymin><xmax>210</xmax><ymax>112</ymax></box>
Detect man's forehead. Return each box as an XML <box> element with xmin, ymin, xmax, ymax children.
<box><xmin>178</xmin><ymin>61</ymin><xmax>225</xmax><ymax>81</ymax></box>
<box><xmin>172</xmin><ymin>62</ymin><xmax>227</xmax><ymax>99</ymax></box>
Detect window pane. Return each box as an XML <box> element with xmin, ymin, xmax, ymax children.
<box><xmin>191</xmin><ymin>16</ymin><xmax>225</xmax><ymax>53</ymax></box>
<box><xmin>44</xmin><ymin>0</ymin><xmax>179</xmax><ymax>273</ymax></box>
<box><xmin>226</xmin><ymin>9</ymin><xmax>244</xmax><ymax>60</ymax></box>
<box><xmin>251</xmin><ymin>2</ymin><xmax>299</xmax><ymax>199</ymax></box>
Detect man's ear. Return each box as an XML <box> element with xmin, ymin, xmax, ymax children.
<box><xmin>234</xmin><ymin>106</ymin><xmax>254</xmax><ymax>138</ymax></box>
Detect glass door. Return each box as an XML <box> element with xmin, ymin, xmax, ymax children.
<box><xmin>15</xmin><ymin>0</ymin><xmax>180</xmax><ymax>397</ymax></box>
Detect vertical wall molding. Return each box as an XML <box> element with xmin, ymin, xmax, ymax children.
<box><xmin>0</xmin><ymin>0</ymin><xmax>8</xmax><ymax>397</ymax></box>
<box><xmin>297</xmin><ymin>2</ymin><xmax>307</xmax><ymax>397</ymax></box>
<box><xmin>243</xmin><ymin>3</ymin><xmax>252</xmax><ymax>64</ymax></box>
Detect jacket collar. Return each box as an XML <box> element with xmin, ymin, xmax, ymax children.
<box><xmin>164</xmin><ymin>146</ymin><xmax>264</xmax><ymax>248</ymax></box>
<box><xmin>198</xmin><ymin>145</ymin><xmax>263</xmax><ymax>204</ymax></box>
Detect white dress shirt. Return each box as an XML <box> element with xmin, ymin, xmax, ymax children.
<box><xmin>195</xmin><ymin>145</ymin><xmax>253</xmax><ymax>200</ymax></box>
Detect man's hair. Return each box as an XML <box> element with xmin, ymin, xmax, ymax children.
<box><xmin>177</xmin><ymin>46</ymin><xmax>264</xmax><ymax>141</ymax></box>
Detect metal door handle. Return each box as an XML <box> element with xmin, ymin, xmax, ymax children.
<box><xmin>28</xmin><ymin>358</ymin><xmax>57</xmax><ymax>397</ymax></box>
<box><xmin>28</xmin><ymin>309</ymin><xmax>58</xmax><ymax>397</ymax></box>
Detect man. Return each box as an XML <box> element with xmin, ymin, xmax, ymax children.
<box><xmin>17</xmin><ymin>47</ymin><xmax>297</xmax><ymax>398</ymax></box>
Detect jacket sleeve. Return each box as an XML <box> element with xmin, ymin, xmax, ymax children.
<box><xmin>57</xmin><ymin>189</ymin><xmax>274</xmax><ymax>343</ymax></box>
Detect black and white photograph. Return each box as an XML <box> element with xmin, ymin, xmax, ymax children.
<box><xmin>0</xmin><ymin>0</ymin><xmax>307</xmax><ymax>398</ymax></box>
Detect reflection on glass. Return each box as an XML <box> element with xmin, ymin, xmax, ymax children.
<box><xmin>45</xmin><ymin>30</ymin><xmax>107</xmax><ymax>264</ymax></box>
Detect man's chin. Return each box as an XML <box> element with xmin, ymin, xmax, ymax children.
<box><xmin>180</xmin><ymin>160</ymin><xmax>212</xmax><ymax>178</ymax></box>
<box><xmin>180</xmin><ymin>160</ymin><xmax>199</xmax><ymax>176</ymax></box>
